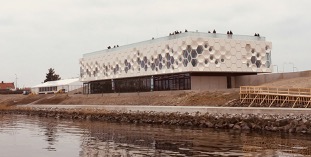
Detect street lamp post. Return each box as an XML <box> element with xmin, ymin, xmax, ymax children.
<box><xmin>15</xmin><ymin>74</ymin><xmax>18</xmax><ymax>90</ymax></box>
<box><xmin>293</xmin><ymin>67</ymin><xmax>298</xmax><ymax>72</ymax></box>
<box><xmin>288</xmin><ymin>62</ymin><xmax>295</xmax><ymax>72</ymax></box>
<box><xmin>272</xmin><ymin>65</ymin><xmax>278</xmax><ymax>73</ymax></box>
<box><xmin>282</xmin><ymin>62</ymin><xmax>287</xmax><ymax>72</ymax></box>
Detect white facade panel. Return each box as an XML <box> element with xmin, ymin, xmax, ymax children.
<box><xmin>80</xmin><ymin>32</ymin><xmax>272</xmax><ymax>82</ymax></box>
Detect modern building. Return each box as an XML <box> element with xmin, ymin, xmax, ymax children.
<box><xmin>0</xmin><ymin>81</ymin><xmax>15</xmax><ymax>90</ymax></box>
<box><xmin>80</xmin><ymin>31</ymin><xmax>272</xmax><ymax>94</ymax></box>
<box><xmin>31</xmin><ymin>78</ymin><xmax>83</xmax><ymax>94</ymax></box>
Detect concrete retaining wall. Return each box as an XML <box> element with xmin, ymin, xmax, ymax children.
<box><xmin>235</xmin><ymin>70</ymin><xmax>311</xmax><ymax>87</ymax></box>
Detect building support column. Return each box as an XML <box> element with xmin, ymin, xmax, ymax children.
<box><xmin>111</xmin><ymin>79</ymin><xmax>115</xmax><ymax>92</ymax></box>
<box><xmin>151</xmin><ymin>76</ymin><xmax>154</xmax><ymax>91</ymax></box>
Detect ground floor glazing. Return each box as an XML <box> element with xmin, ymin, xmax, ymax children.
<box><xmin>82</xmin><ymin>72</ymin><xmax>256</xmax><ymax>94</ymax></box>
<box><xmin>83</xmin><ymin>73</ymin><xmax>191</xmax><ymax>94</ymax></box>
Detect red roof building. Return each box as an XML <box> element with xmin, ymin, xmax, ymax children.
<box><xmin>0</xmin><ymin>81</ymin><xmax>15</xmax><ymax>90</ymax></box>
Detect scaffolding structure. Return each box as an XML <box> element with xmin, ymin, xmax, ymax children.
<box><xmin>240</xmin><ymin>86</ymin><xmax>311</xmax><ymax>108</ymax></box>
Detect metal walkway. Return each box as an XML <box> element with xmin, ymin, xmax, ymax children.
<box><xmin>240</xmin><ymin>86</ymin><xmax>311</xmax><ymax>108</ymax></box>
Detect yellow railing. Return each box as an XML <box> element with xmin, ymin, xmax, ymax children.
<box><xmin>240</xmin><ymin>86</ymin><xmax>311</xmax><ymax>107</ymax></box>
<box><xmin>240</xmin><ymin>86</ymin><xmax>311</xmax><ymax>97</ymax></box>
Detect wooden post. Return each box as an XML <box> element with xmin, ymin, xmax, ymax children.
<box><xmin>292</xmin><ymin>97</ymin><xmax>299</xmax><ymax>108</ymax></box>
<box><xmin>269</xmin><ymin>96</ymin><xmax>278</xmax><ymax>107</ymax></box>
<box><xmin>281</xmin><ymin>96</ymin><xmax>288</xmax><ymax>107</ymax></box>
<box><xmin>248</xmin><ymin>94</ymin><xmax>258</xmax><ymax>107</ymax></box>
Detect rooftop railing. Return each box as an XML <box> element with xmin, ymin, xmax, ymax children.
<box><xmin>83</xmin><ymin>31</ymin><xmax>266</xmax><ymax>57</ymax></box>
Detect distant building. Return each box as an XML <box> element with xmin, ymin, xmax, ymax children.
<box><xmin>80</xmin><ymin>31</ymin><xmax>272</xmax><ymax>93</ymax></box>
<box><xmin>31</xmin><ymin>78</ymin><xmax>83</xmax><ymax>94</ymax></box>
<box><xmin>0</xmin><ymin>81</ymin><xmax>15</xmax><ymax>90</ymax></box>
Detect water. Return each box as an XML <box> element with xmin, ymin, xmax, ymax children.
<box><xmin>0</xmin><ymin>114</ymin><xmax>311</xmax><ymax>157</ymax></box>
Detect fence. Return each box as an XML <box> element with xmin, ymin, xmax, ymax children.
<box><xmin>240</xmin><ymin>86</ymin><xmax>311</xmax><ymax>108</ymax></box>
<box><xmin>0</xmin><ymin>89</ymin><xmax>23</xmax><ymax>94</ymax></box>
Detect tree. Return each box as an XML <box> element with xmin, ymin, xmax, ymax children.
<box><xmin>44</xmin><ymin>68</ymin><xmax>61</xmax><ymax>83</ymax></box>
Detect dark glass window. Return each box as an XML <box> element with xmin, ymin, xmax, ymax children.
<box><xmin>158</xmin><ymin>54</ymin><xmax>163</xmax><ymax>61</ymax></box>
<box><xmin>209</xmin><ymin>47</ymin><xmax>213</xmax><ymax>52</ymax></box>
<box><xmin>141</xmin><ymin>61</ymin><xmax>145</xmax><ymax>68</ymax></box>
<box><xmin>159</xmin><ymin>63</ymin><xmax>163</xmax><ymax>70</ymax></box>
<box><xmin>153</xmin><ymin>73</ymin><xmax>191</xmax><ymax>91</ymax></box>
<box><xmin>215</xmin><ymin>59</ymin><xmax>219</xmax><ymax>64</ymax></box>
<box><xmin>170</xmin><ymin>57</ymin><xmax>174</xmax><ymax>64</ymax></box>
<box><xmin>204</xmin><ymin>59</ymin><xmax>208</xmax><ymax>64</ymax></box>
<box><xmin>183</xmin><ymin>59</ymin><xmax>188</xmax><ymax>67</ymax></box>
<box><xmin>186</xmin><ymin>45</ymin><xmax>192</xmax><ymax>52</ymax></box>
<box><xmin>165</xmin><ymin>53</ymin><xmax>170</xmax><ymax>60</ymax></box>
<box><xmin>143</xmin><ymin>56</ymin><xmax>148</xmax><ymax>63</ymax></box>
<box><xmin>256</xmin><ymin>60</ymin><xmax>261</xmax><ymax>68</ymax></box>
<box><xmin>197</xmin><ymin>45</ymin><xmax>203</xmax><ymax>54</ymax></box>
<box><xmin>137</xmin><ymin>58</ymin><xmax>141</xmax><ymax>64</ymax></box>
<box><xmin>251</xmin><ymin>56</ymin><xmax>256</xmax><ymax>64</ymax></box>
<box><xmin>151</xmin><ymin>63</ymin><xmax>155</xmax><ymax>70</ymax></box>
<box><xmin>155</xmin><ymin>59</ymin><xmax>159</xmax><ymax>66</ymax></box>
<box><xmin>114</xmin><ymin>77</ymin><xmax>151</xmax><ymax>93</ymax></box>
<box><xmin>183</xmin><ymin>50</ymin><xmax>188</xmax><ymax>58</ymax></box>
<box><xmin>166</xmin><ymin>62</ymin><xmax>171</xmax><ymax>69</ymax></box>
<box><xmin>89</xmin><ymin>80</ymin><xmax>113</xmax><ymax>94</ymax></box>
<box><xmin>87</xmin><ymin>74</ymin><xmax>191</xmax><ymax>94</ymax></box>
<box><xmin>187</xmin><ymin>55</ymin><xmax>191</xmax><ymax>61</ymax></box>
<box><xmin>191</xmin><ymin>50</ymin><xmax>197</xmax><ymax>58</ymax></box>
<box><xmin>191</xmin><ymin>59</ymin><xmax>198</xmax><ymax>67</ymax></box>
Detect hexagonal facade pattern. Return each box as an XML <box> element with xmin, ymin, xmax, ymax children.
<box><xmin>80</xmin><ymin>32</ymin><xmax>272</xmax><ymax>82</ymax></box>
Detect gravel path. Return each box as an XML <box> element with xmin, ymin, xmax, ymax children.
<box><xmin>21</xmin><ymin>104</ymin><xmax>311</xmax><ymax>116</ymax></box>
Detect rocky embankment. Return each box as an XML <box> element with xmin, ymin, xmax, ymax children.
<box><xmin>1</xmin><ymin>107</ymin><xmax>311</xmax><ymax>134</ymax></box>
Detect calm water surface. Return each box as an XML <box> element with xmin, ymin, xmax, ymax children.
<box><xmin>1</xmin><ymin>114</ymin><xmax>311</xmax><ymax>157</ymax></box>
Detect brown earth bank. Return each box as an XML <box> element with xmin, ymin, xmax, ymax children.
<box><xmin>260</xmin><ymin>76</ymin><xmax>311</xmax><ymax>88</ymax></box>
<box><xmin>1</xmin><ymin>75</ymin><xmax>310</xmax><ymax>106</ymax></box>
<box><xmin>1</xmin><ymin>76</ymin><xmax>311</xmax><ymax>134</ymax></box>
<box><xmin>1</xmin><ymin>107</ymin><xmax>311</xmax><ymax>134</ymax></box>
<box><xmin>0</xmin><ymin>89</ymin><xmax>240</xmax><ymax>106</ymax></box>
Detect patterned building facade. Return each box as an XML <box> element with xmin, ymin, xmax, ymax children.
<box><xmin>80</xmin><ymin>32</ymin><xmax>272</xmax><ymax>93</ymax></box>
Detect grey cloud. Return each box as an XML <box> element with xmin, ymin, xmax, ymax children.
<box><xmin>1</xmin><ymin>0</ymin><xmax>311</xmax><ymax>87</ymax></box>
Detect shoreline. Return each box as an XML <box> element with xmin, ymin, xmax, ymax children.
<box><xmin>20</xmin><ymin>104</ymin><xmax>311</xmax><ymax>116</ymax></box>
<box><xmin>1</xmin><ymin>106</ymin><xmax>311</xmax><ymax>134</ymax></box>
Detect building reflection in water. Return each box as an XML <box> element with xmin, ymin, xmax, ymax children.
<box><xmin>36</xmin><ymin>117</ymin><xmax>59</xmax><ymax>151</ymax></box>
<box><xmin>43</xmin><ymin>122</ymin><xmax>58</xmax><ymax>151</ymax></box>
<box><xmin>241</xmin><ymin>133</ymin><xmax>311</xmax><ymax>156</ymax></box>
<box><xmin>1</xmin><ymin>115</ymin><xmax>311</xmax><ymax>156</ymax></box>
<box><xmin>75</xmin><ymin>121</ymin><xmax>311</xmax><ymax>157</ymax></box>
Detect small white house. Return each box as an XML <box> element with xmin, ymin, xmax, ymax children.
<box><xmin>31</xmin><ymin>78</ymin><xmax>83</xmax><ymax>94</ymax></box>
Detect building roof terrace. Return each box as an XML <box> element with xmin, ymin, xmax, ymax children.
<box><xmin>83</xmin><ymin>31</ymin><xmax>266</xmax><ymax>57</ymax></box>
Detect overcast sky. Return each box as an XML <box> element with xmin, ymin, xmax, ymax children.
<box><xmin>1</xmin><ymin>0</ymin><xmax>310</xmax><ymax>87</ymax></box>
